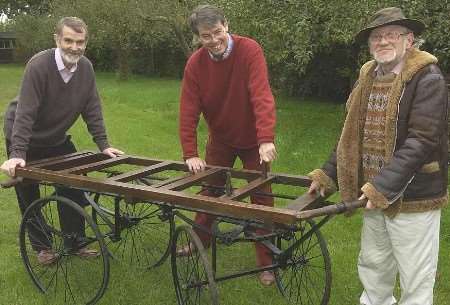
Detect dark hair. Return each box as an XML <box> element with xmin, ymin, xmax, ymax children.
<box><xmin>188</xmin><ymin>4</ymin><xmax>226</xmax><ymax>35</ymax></box>
<box><xmin>55</xmin><ymin>17</ymin><xmax>88</xmax><ymax>38</ymax></box>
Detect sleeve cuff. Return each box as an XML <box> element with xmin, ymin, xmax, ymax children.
<box><xmin>9</xmin><ymin>150</ymin><xmax>26</xmax><ymax>160</ymax></box>
<box><xmin>183</xmin><ymin>153</ymin><xmax>199</xmax><ymax>161</ymax></box>
<box><xmin>96</xmin><ymin>140</ymin><xmax>110</xmax><ymax>152</ymax></box>
<box><xmin>257</xmin><ymin>136</ymin><xmax>275</xmax><ymax>145</ymax></box>
<box><xmin>307</xmin><ymin>169</ymin><xmax>337</xmax><ymax>195</ymax></box>
<box><xmin>361</xmin><ymin>182</ymin><xmax>389</xmax><ymax>209</ymax></box>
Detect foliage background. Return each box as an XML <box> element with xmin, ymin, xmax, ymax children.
<box><xmin>1</xmin><ymin>0</ymin><xmax>449</xmax><ymax>101</ymax></box>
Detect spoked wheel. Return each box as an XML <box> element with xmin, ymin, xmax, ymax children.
<box><xmin>89</xmin><ymin>193</ymin><xmax>174</xmax><ymax>269</ymax></box>
<box><xmin>20</xmin><ymin>195</ymin><xmax>109</xmax><ymax>305</ymax></box>
<box><xmin>171</xmin><ymin>225</ymin><xmax>219</xmax><ymax>305</ymax></box>
<box><xmin>274</xmin><ymin>219</ymin><xmax>331</xmax><ymax>305</ymax></box>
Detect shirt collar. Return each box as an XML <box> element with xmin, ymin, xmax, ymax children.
<box><xmin>375</xmin><ymin>59</ymin><xmax>404</xmax><ymax>76</ymax></box>
<box><xmin>208</xmin><ymin>33</ymin><xmax>233</xmax><ymax>61</ymax></box>
<box><xmin>55</xmin><ymin>48</ymin><xmax>77</xmax><ymax>73</ymax></box>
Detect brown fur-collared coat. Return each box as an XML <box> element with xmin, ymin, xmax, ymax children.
<box><xmin>309</xmin><ymin>48</ymin><xmax>448</xmax><ymax>216</ymax></box>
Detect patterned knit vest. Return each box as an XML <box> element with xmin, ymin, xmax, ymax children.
<box><xmin>362</xmin><ymin>72</ymin><xmax>396</xmax><ymax>182</ymax></box>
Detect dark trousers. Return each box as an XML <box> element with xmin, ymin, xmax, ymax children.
<box><xmin>7</xmin><ymin>137</ymin><xmax>87</xmax><ymax>252</ymax></box>
<box><xmin>194</xmin><ymin>136</ymin><xmax>274</xmax><ymax>267</ymax></box>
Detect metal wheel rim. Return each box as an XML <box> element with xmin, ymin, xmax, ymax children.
<box><xmin>171</xmin><ymin>225</ymin><xmax>219</xmax><ymax>305</ymax></box>
<box><xmin>275</xmin><ymin>219</ymin><xmax>332</xmax><ymax>305</ymax></box>
<box><xmin>91</xmin><ymin>193</ymin><xmax>173</xmax><ymax>269</ymax></box>
<box><xmin>20</xmin><ymin>195</ymin><xmax>109</xmax><ymax>305</ymax></box>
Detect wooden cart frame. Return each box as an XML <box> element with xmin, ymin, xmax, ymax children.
<box><xmin>6</xmin><ymin>151</ymin><xmax>364</xmax><ymax>305</ymax></box>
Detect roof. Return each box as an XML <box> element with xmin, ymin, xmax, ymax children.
<box><xmin>0</xmin><ymin>32</ymin><xmax>16</xmax><ymax>39</ymax></box>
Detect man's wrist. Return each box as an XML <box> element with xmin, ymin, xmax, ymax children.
<box><xmin>97</xmin><ymin>140</ymin><xmax>110</xmax><ymax>152</ymax></box>
<box><xmin>258</xmin><ymin>138</ymin><xmax>275</xmax><ymax>146</ymax></box>
<box><xmin>183</xmin><ymin>154</ymin><xmax>199</xmax><ymax>161</ymax></box>
<box><xmin>9</xmin><ymin>150</ymin><xmax>26</xmax><ymax>160</ymax></box>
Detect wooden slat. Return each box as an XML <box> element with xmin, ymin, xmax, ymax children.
<box><xmin>151</xmin><ymin>174</ymin><xmax>191</xmax><ymax>188</ymax></box>
<box><xmin>59</xmin><ymin>155</ymin><xmax>129</xmax><ymax>174</ymax></box>
<box><xmin>273</xmin><ymin>174</ymin><xmax>311</xmax><ymax>187</ymax></box>
<box><xmin>15</xmin><ymin>166</ymin><xmax>303</xmax><ymax>225</ymax></box>
<box><xmin>108</xmin><ymin>161</ymin><xmax>172</xmax><ymax>182</ymax></box>
<box><xmin>286</xmin><ymin>192</ymin><xmax>321</xmax><ymax>211</ymax></box>
<box><xmin>221</xmin><ymin>176</ymin><xmax>276</xmax><ymax>201</ymax></box>
<box><xmin>27</xmin><ymin>151</ymin><xmax>93</xmax><ymax>167</ymax></box>
<box><xmin>123</xmin><ymin>155</ymin><xmax>177</xmax><ymax>167</ymax></box>
<box><xmin>160</xmin><ymin>168</ymin><xmax>223</xmax><ymax>191</ymax></box>
<box><xmin>30</xmin><ymin>152</ymin><xmax>108</xmax><ymax>171</ymax></box>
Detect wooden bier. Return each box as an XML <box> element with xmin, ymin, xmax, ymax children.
<box><xmin>12</xmin><ymin>152</ymin><xmax>364</xmax><ymax>224</ymax></box>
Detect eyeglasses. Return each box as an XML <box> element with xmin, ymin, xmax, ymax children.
<box><xmin>369</xmin><ymin>31</ymin><xmax>410</xmax><ymax>44</ymax></box>
<box><xmin>198</xmin><ymin>28</ymin><xmax>226</xmax><ymax>43</ymax></box>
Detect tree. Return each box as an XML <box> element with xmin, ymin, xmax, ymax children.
<box><xmin>49</xmin><ymin>0</ymin><xmax>197</xmax><ymax>79</ymax></box>
<box><xmin>13</xmin><ymin>14</ymin><xmax>55</xmax><ymax>61</ymax></box>
<box><xmin>50</xmin><ymin>0</ymin><xmax>140</xmax><ymax>79</ymax></box>
<box><xmin>0</xmin><ymin>0</ymin><xmax>52</xmax><ymax>17</ymax></box>
<box><xmin>6</xmin><ymin>0</ymin><xmax>449</xmax><ymax>94</ymax></box>
<box><xmin>139</xmin><ymin>0</ymin><xmax>201</xmax><ymax>59</ymax></box>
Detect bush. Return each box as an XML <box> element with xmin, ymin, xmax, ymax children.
<box><xmin>13</xmin><ymin>15</ymin><xmax>55</xmax><ymax>62</ymax></box>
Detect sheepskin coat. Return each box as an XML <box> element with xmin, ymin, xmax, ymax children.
<box><xmin>309</xmin><ymin>48</ymin><xmax>448</xmax><ymax>216</ymax></box>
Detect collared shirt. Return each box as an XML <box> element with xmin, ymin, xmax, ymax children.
<box><xmin>375</xmin><ymin>59</ymin><xmax>404</xmax><ymax>76</ymax></box>
<box><xmin>208</xmin><ymin>33</ymin><xmax>234</xmax><ymax>61</ymax></box>
<box><xmin>55</xmin><ymin>48</ymin><xmax>77</xmax><ymax>83</ymax></box>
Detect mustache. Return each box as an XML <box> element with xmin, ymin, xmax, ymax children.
<box><xmin>61</xmin><ymin>48</ymin><xmax>84</xmax><ymax>56</ymax></box>
<box><xmin>60</xmin><ymin>49</ymin><xmax>84</xmax><ymax>64</ymax></box>
<box><xmin>65</xmin><ymin>51</ymin><xmax>83</xmax><ymax>57</ymax></box>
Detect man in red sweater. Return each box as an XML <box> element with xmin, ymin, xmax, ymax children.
<box><xmin>179</xmin><ymin>4</ymin><xmax>277</xmax><ymax>286</ymax></box>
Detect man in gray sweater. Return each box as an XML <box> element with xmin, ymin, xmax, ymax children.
<box><xmin>1</xmin><ymin>17</ymin><xmax>123</xmax><ymax>264</ymax></box>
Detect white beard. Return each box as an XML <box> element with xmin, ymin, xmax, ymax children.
<box><xmin>374</xmin><ymin>40</ymin><xmax>407</xmax><ymax>66</ymax></box>
<box><xmin>374</xmin><ymin>49</ymin><xmax>402</xmax><ymax>65</ymax></box>
<box><xmin>374</xmin><ymin>51</ymin><xmax>396</xmax><ymax>64</ymax></box>
<box><xmin>61</xmin><ymin>49</ymin><xmax>83</xmax><ymax>65</ymax></box>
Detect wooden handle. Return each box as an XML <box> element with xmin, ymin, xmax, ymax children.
<box><xmin>297</xmin><ymin>198</ymin><xmax>367</xmax><ymax>219</ymax></box>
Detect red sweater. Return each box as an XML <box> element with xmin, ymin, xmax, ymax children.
<box><xmin>179</xmin><ymin>35</ymin><xmax>276</xmax><ymax>159</ymax></box>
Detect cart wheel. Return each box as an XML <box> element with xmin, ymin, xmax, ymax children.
<box><xmin>275</xmin><ymin>219</ymin><xmax>331</xmax><ymax>305</ymax></box>
<box><xmin>89</xmin><ymin>193</ymin><xmax>174</xmax><ymax>269</ymax></box>
<box><xmin>19</xmin><ymin>195</ymin><xmax>109</xmax><ymax>305</ymax></box>
<box><xmin>171</xmin><ymin>225</ymin><xmax>219</xmax><ymax>305</ymax></box>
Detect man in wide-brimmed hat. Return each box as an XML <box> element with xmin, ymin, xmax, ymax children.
<box><xmin>308</xmin><ymin>7</ymin><xmax>448</xmax><ymax>305</ymax></box>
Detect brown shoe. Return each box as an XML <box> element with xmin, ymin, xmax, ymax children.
<box><xmin>176</xmin><ymin>243</ymin><xmax>196</xmax><ymax>257</ymax></box>
<box><xmin>37</xmin><ymin>249</ymin><xmax>59</xmax><ymax>265</ymax></box>
<box><xmin>76</xmin><ymin>247</ymin><xmax>100</xmax><ymax>258</ymax></box>
<box><xmin>259</xmin><ymin>271</ymin><xmax>275</xmax><ymax>286</ymax></box>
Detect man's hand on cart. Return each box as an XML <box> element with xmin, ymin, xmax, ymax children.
<box><xmin>1</xmin><ymin>157</ymin><xmax>26</xmax><ymax>177</ymax></box>
<box><xmin>102</xmin><ymin>147</ymin><xmax>124</xmax><ymax>158</ymax></box>
<box><xmin>185</xmin><ymin>157</ymin><xmax>206</xmax><ymax>174</ymax></box>
<box><xmin>259</xmin><ymin>142</ymin><xmax>277</xmax><ymax>163</ymax></box>
<box><xmin>307</xmin><ymin>180</ymin><xmax>326</xmax><ymax>197</ymax></box>
<box><xmin>358</xmin><ymin>194</ymin><xmax>376</xmax><ymax>209</ymax></box>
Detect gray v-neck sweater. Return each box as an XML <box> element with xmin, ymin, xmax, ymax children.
<box><xmin>4</xmin><ymin>49</ymin><xmax>109</xmax><ymax>160</ymax></box>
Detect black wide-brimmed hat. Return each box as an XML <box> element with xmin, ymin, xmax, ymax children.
<box><xmin>355</xmin><ymin>7</ymin><xmax>425</xmax><ymax>44</ymax></box>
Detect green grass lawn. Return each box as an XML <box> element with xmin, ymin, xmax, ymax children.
<box><xmin>0</xmin><ymin>63</ymin><xmax>449</xmax><ymax>305</ymax></box>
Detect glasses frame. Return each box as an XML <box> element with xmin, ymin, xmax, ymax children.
<box><xmin>368</xmin><ymin>31</ymin><xmax>411</xmax><ymax>44</ymax></box>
